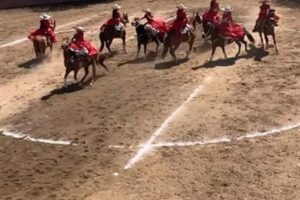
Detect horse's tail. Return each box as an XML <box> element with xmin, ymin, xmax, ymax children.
<box><xmin>162</xmin><ymin>35</ymin><xmax>170</xmax><ymax>59</ymax></box>
<box><xmin>244</xmin><ymin>27</ymin><xmax>255</xmax><ymax>43</ymax></box>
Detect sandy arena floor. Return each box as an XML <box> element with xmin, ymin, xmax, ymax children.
<box><xmin>0</xmin><ymin>0</ymin><xmax>299</xmax><ymax>199</ymax></box>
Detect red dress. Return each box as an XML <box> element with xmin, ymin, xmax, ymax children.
<box><xmin>202</xmin><ymin>9</ymin><xmax>220</xmax><ymax>24</ymax></box>
<box><xmin>69</xmin><ymin>32</ymin><xmax>98</xmax><ymax>57</ymax></box>
<box><xmin>218</xmin><ymin>12</ymin><xmax>245</xmax><ymax>39</ymax></box>
<box><xmin>169</xmin><ymin>9</ymin><xmax>188</xmax><ymax>34</ymax></box>
<box><xmin>143</xmin><ymin>14</ymin><xmax>168</xmax><ymax>33</ymax></box>
<box><xmin>28</xmin><ymin>19</ymin><xmax>56</xmax><ymax>42</ymax></box>
<box><xmin>257</xmin><ymin>4</ymin><xmax>270</xmax><ymax>22</ymax></box>
<box><xmin>105</xmin><ymin>9</ymin><xmax>121</xmax><ymax>26</ymax></box>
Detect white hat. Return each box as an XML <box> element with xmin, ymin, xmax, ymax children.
<box><xmin>40</xmin><ymin>13</ymin><xmax>51</xmax><ymax>20</ymax></box>
<box><xmin>112</xmin><ymin>4</ymin><xmax>122</xmax><ymax>10</ymax></box>
<box><xmin>177</xmin><ymin>4</ymin><xmax>187</xmax><ymax>10</ymax></box>
<box><xmin>143</xmin><ymin>8</ymin><xmax>152</xmax><ymax>13</ymax></box>
<box><xmin>74</xmin><ymin>26</ymin><xmax>85</xmax><ymax>32</ymax></box>
<box><xmin>221</xmin><ymin>5</ymin><xmax>233</xmax><ymax>12</ymax></box>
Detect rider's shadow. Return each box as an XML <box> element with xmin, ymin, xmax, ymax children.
<box><xmin>41</xmin><ymin>83</ymin><xmax>83</xmax><ymax>101</ymax></box>
<box><xmin>192</xmin><ymin>45</ymin><xmax>269</xmax><ymax>70</ymax></box>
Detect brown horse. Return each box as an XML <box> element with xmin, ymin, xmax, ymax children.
<box><xmin>61</xmin><ymin>40</ymin><xmax>108</xmax><ymax>87</ymax></box>
<box><xmin>197</xmin><ymin>14</ymin><xmax>255</xmax><ymax>61</ymax></box>
<box><xmin>257</xmin><ymin>18</ymin><xmax>278</xmax><ymax>53</ymax></box>
<box><xmin>162</xmin><ymin>15</ymin><xmax>199</xmax><ymax>60</ymax></box>
<box><xmin>99</xmin><ymin>13</ymin><xmax>129</xmax><ymax>54</ymax></box>
<box><xmin>32</xmin><ymin>20</ymin><xmax>56</xmax><ymax>58</ymax></box>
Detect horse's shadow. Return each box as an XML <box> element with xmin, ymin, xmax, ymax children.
<box><xmin>155</xmin><ymin>58</ymin><xmax>189</xmax><ymax>70</ymax></box>
<box><xmin>192</xmin><ymin>45</ymin><xmax>269</xmax><ymax>70</ymax></box>
<box><xmin>41</xmin><ymin>83</ymin><xmax>83</xmax><ymax>101</ymax></box>
<box><xmin>18</xmin><ymin>57</ymin><xmax>44</xmax><ymax>69</ymax></box>
<box><xmin>117</xmin><ymin>51</ymin><xmax>158</xmax><ymax>67</ymax></box>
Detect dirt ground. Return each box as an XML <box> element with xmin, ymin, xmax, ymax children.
<box><xmin>0</xmin><ymin>0</ymin><xmax>299</xmax><ymax>200</ymax></box>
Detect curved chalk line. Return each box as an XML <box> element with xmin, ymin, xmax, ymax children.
<box><xmin>0</xmin><ymin>130</ymin><xmax>75</xmax><ymax>146</ymax></box>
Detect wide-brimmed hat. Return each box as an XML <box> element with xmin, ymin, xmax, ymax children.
<box><xmin>221</xmin><ymin>5</ymin><xmax>233</xmax><ymax>12</ymax></box>
<box><xmin>74</xmin><ymin>26</ymin><xmax>85</xmax><ymax>32</ymax></box>
<box><xmin>142</xmin><ymin>8</ymin><xmax>152</xmax><ymax>13</ymax></box>
<box><xmin>112</xmin><ymin>4</ymin><xmax>122</xmax><ymax>9</ymax></box>
<box><xmin>40</xmin><ymin>13</ymin><xmax>51</xmax><ymax>20</ymax></box>
<box><xmin>177</xmin><ymin>4</ymin><xmax>187</xmax><ymax>10</ymax></box>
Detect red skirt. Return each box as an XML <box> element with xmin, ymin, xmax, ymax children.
<box><xmin>202</xmin><ymin>11</ymin><xmax>220</xmax><ymax>24</ymax></box>
<box><xmin>28</xmin><ymin>28</ymin><xmax>56</xmax><ymax>42</ymax></box>
<box><xmin>150</xmin><ymin>19</ymin><xmax>168</xmax><ymax>33</ymax></box>
<box><xmin>70</xmin><ymin>41</ymin><xmax>98</xmax><ymax>57</ymax></box>
<box><xmin>218</xmin><ymin>22</ymin><xmax>245</xmax><ymax>39</ymax></box>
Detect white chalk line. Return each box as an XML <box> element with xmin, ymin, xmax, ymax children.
<box><xmin>110</xmin><ymin>122</ymin><xmax>300</xmax><ymax>150</ymax></box>
<box><xmin>0</xmin><ymin>14</ymin><xmax>100</xmax><ymax>49</ymax></box>
<box><xmin>124</xmin><ymin>77</ymin><xmax>211</xmax><ymax>169</ymax></box>
<box><xmin>0</xmin><ymin>130</ymin><xmax>75</xmax><ymax>146</ymax></box>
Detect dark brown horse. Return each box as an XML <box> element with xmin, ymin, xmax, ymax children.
<box><xmin>99</xmin><ymin>13</ymin><xmax>129</xmax><ymax>54</ymax></box>
<box><xmin>257</xmin><ymin>18</ymin><xmax>278</xmax><ymax>53</ymax></box>
<box><xmin>32</xmin><ymin>20</ymin><xmax>56</xmax><ymax>58</ymax></box>
<box><xmin>161</xmin><ymin>15</ymin><xmax>200</xmax><ymax>60</ymax></box>
<box><xmin>61</xmin><ymin>40</ymin><xmax>108</xmax><ymax>87</ymax></box>
<box><xmin>197</xmin><ymin>14</ymin><xmax>255</xmax><ymax>61</ymax></box>
<box><xmin>131</xmin><ymin>17</ymin><xmax>164</xmax><ymax>59</ymax></box>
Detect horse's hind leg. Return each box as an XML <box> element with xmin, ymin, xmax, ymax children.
<box><xmin>209</xmin><ymin>44</ymin><xmax>217</xmax><ymax>62</ymax></box>
<box><xmin>155</xmin><ymin>39</ymin><xmax>159</xmax><ymax>56</ymax></box>
<box><xmin>136</xmin><ymin>41</ymin><xmax>141</xmax><ymax>59</ymax></box>
<box><xmin>241</xmin><ymin>37</ymin><xmax>248</xmax><ymax>52</ymax></box>
<box><xmin>171</xmin><ymin>44</ymin><xmax>180</xmax><ymax>60</ymax></box>
<box><xmin>64</xmin><ymin>68</ymin><xmax>72</xmax><ymax>87</ymax></box>
<box><xmin>91</xmin><ymin>62</ymin><xmax>97</xmax><ymax>85</ymax></box>
<box><xmin>235</xmin><ymin>41</ymin><xmax>242</xmax><ymax>57</ymax></box>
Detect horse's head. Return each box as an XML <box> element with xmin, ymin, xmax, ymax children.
<box><xmin>195</xmin><ymin>13</ymin><xmax>203</xmax><ymax>24</ymax></box>
<box><xmin>202</xmin><ymin>21</ymin><xmax>215</xmax><ymax>39</ymax></box>
<box><xmin>122</xmin><ymin>13</ymin><xmax>129</xmax><ymax>25</ymax></box>
<box><xmin>61</xmin><ymin>37</ymin><xmax>70</xmax><ymax>51</ymax></box>
<box><xmin>131</xmin><ymin>17</ymin><xmax>141</xmax><ymax>27</ymax></box>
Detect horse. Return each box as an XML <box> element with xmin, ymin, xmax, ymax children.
<box><xmin>197</xmin><ymin>14</ymin><xmax>255</xmax><ymax>61</ymax></box>
<box><xmin>61</xmin><ymin>39</ymin><xmax>108</xmax><ymax>87</ymax></box>
<box><xmin>256</xmin><ymin>18</ymin><xmax>278</xmax><ymax>53</ymax></box>
<box><xmin>32</xmin><ymin>20</ymin><xmax>56</xmax><ymax>58</ymax></box>
<box><xmin>99</xmin><ymin>13</ymin><xmax>129</xmax><ymax>54</ymax></box>
<box><xmin>131</xmin><ymin>17</ymin><xmax>164</xmax><ymax>59</ymax></box>
<box><xmin>162</xmin><ymin>15</ymin><xmax>199</xmax><ymax>60</ymax></box>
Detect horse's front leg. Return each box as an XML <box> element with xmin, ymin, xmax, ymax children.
<box><xmin>106</xmin><ymin>39</ymin><xmax>113</xmax><ymax>55</ymax></box>
<box><xmin>264</xmin><ymin>33</ymin><xmax>269</xmax><ymax>50</ymax></box>
<box><xmin>122</xmin><ymin>31</ymin><xmax>127</xmax><ymax>53</ymax></box>
<box><xmin>91</xmin><ymin>61</ymin><xmax>97</xmax><ymax>85</ymax></box>
<box><xmin>272</xmin><ymin>33</ymin><xmax>278</xmax><ymax>53</ymax></box>
<box><xmin>80</xmin><ymin>65</ymin><xmax>89</xmax><ymax>85</ymax></box>
<box><xmin>136</xmin><ymin>41</ymin><xmax>141</xmax><ymax>59</ymax></box>
<box><xmin>221</xmin><ymin>45</ymin><xmax>228</xmax><ymax>59</ymax></box>
<box><xmin>155</xmin><ymin>39</ymin><xmax>159</xmax><ymax>56</ymax></box>
<box><xmin>171</xmin><ymin>44</ymin><xmax>180</xmax><ymax>60</ymax></box>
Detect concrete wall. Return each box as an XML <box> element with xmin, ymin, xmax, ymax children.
<box><xmin>0</xmin><ymin>0</ymin><xmax>85</xmax><ymax>9</ymax></box>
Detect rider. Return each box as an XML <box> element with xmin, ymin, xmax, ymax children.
<box><xmin>101</xmin><ymin>4</ymin><xmax>124</xmax><ymax>32</ymax></box>
<box><xmin>28</xmin><ymin>13</ymin><xmax>56</xmax><ymax>43</ymax></box>
<box><xmin>267</xmin><ymin>9</ymin><xmax>279</xmax><ymax>26</ymax></box>
<box><xmin>217</xmin><ymin>6</ymin><xmax>245</xmax><ymax>40</ymax></box>
<box><xmin>69</xmin><ymin>26</ymin><xmax>98</xmax><ymax>57</ymax></box>
<box><xmin>169</xmin><ymin>4</ymin><xmax>190</xmax><ymax>35</ymax></box>
<box><xmin>139</xmin><ymin>8</ymin><xmax>168</xmax><ymax>40</ymax></box>
<box><xmin>202</xmin><ymin>0</ymin><xmax>221</xmax><ymax>25</ymax></box>
<box><xmin>253</xmin><ymin>0</ymin><xmax>270</xmax><ymax>32</ymax></box>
